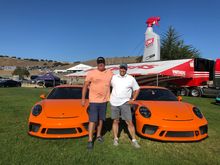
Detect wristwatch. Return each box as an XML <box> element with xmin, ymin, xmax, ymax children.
<box><xmin>132</xmin><ymin>98</ymin><xmax>135</xmax><ymax>101</ymax></box>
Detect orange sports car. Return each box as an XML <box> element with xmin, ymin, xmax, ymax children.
<box><xmin>132</xmin><ymin>86</ymin><xmax>208</xmax><ymax>141</ymax></box>
<box><xmin>28</xmin><ymin>85</ymin><xmax>89</xmax><ymax>138</ymax></box>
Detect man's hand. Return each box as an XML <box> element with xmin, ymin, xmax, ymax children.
<box><xmin>128</xmin><ymin>99</ymin><xmax>135</xmax><ymax>104</ymax></box>
<box><xmin>81</xmin><ymin>98</ymin><xmax>86</xmax><ymax>107</ymax></box>
<box><xmin>130</xmin><ymin>89</ymin><xmax>140</xmax><ymax>103</ymax></box>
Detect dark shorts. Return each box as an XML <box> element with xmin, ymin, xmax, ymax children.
<box><xmin>111</xmin><ymin>102</ymin><xmax>132</xmax><ymax>121</ymax></box>
<box><xmin>88</xmin><ymin>102</ymin><xmax>107</xmax><ymax>122</ymax></box>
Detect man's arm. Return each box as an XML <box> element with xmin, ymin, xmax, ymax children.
<box><xmin>81</xmin><ymin>81</ymin><xmax>90</xmax><ymax>106</ymax></box>
<box><xmin>131</xmin><ymin>77</ymin><xmax>140</xmax><ymax>101</ymax></box>
<box><xmin>131</xmin><ymin>89</ymin><xmax>140</xmax><ymax>101</ymax></box>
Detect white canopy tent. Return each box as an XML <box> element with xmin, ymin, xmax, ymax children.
<box><xmin>66</xmin><ymin>64</ymin><xmax>92</xmax><ymax>73</ymax></box>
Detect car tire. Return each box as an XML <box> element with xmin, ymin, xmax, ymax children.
<box><xmin>190</xmin><ymin>87</ymin><xmax>201</xmax><ymax>97</ymax></box>
<box><xmin>179</xmin><ymin>88</ymin><xmax>189</xmax><ymax>96</ymax></box>
<box><xmin>37</xmin><ymin>82</ymin><xmax>44</xmax><ymax>86</ymax></box>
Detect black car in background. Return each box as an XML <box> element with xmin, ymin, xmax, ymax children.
<box><xmin>0</xmin><ymin>79</ymin><xmax>21</xmax><ymax>87</ymax></box>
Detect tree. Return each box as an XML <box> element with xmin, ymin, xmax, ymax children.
<box><xmin>12</xmin><ymin>67</ymin><xmax>30</xmax><ymax>79</ymax></box>
<box><xmin>161</xmin><ymin>26</ymin><xmax>200</xmax><ymax>60</ymax></box>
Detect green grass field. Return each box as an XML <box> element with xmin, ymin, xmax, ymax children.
<box><xmin>0</xmin><ymin>87</ymin><xmax>220</xmax><ymax>165</ymax></box>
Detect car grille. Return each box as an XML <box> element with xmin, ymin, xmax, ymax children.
<box><xmin>165</xmin><ymin>131</ymin><xmax>194</xmax><ymax>137</ymax></box>
<box><xmin>47</xmin><ymin>128</ymin><xmax>77</xmax><ymax>134</ymax></box>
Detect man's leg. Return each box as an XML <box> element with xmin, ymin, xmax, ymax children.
<box><xmin>121</xmin><ymin>102</ymin><xmax>135</xmax><ymax>138</ymax></box>
<box><xmin>87</xmin><ymin>103</ymin><xmax>98</xmax><ymax>149</ymax></box>
<box><xmin>96</xmin><ymin>119</ymin><xmax>103</xmax><ymax>137</ymax></box>
<box><xmin>121</xmin><ymin>102</ymin><xmax>140</xmax><ymax>148</ymax></box>
<box><xmin>96</xmin><ymin>102</ymin><xmax>107</xmax><ymax>142</ymax></box>
<box><xmin>125</xmin><ymin>120</ymin><xmax>136</xmax><ymax>140</ymax></box>
<box><xmin>112</xmin><ymin>119</ymin><xmax>119</xmax><ymax>139</ymax></box>
<box><xmin>88</xmin><ymin>122</ymin><xmax>96</xmax><ymax>142</ymax></box>
<box><xmin>111</xmin><ymin>105</ymin><xmax>120</xmax><ymax>146</ymax></box>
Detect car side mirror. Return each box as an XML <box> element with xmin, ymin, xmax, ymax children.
<box><xmin>40</xmin><ymin>94</ymin><xmax>46</xmax><ymax>99</ymax></box>
<box><xmin>177</xmin><ymin>96</ymin><xmax>182</xmax><ymax>101</ymax></box>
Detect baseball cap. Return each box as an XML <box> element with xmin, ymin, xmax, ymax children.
<box><xmin>97</xmin><ymin>57</ymin><xmax>105</xmax><ymax>64</ymax></box>
<box><xmin>119</xmin><ymin>63</ymin><xmax>128</xmax><ymax>70</ymax></box>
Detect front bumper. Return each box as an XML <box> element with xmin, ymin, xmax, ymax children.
<box><xmin>28</xmin><ymin>118</ymin><xmax>89</xmax><ymax>138</ymax></box>
<box><xmin>136</xmin><ymin>118</ymin><xmax>208</xmax><ymax>141</ymax></box>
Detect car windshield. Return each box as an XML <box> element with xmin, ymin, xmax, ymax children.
<box><xmin>136</xmin><ymin>88</ymin><xmax>178</xmax><ymax>101</ymax></box>
<box><xmin>47</xmin><ymin>87</ymin><xmax>88</xmax><ymax>99</ymax></box>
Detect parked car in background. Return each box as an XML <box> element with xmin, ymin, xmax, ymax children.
<box><xmin>30</xmin><ymin>75</ymin><xmax>39</xmax><ymax>80</ymax></box>
<box><xmin>0</xmin><ymin>79</ymin><xmax>21</xmax><ymax>87</ymax></box>
<box><xmin>216</xmin><ymin>93</ymin><xmax>220</xmax><ymax>104</ymax></box>
<box><xmin>34</xmin><ymin>80</ymin><xmax>60</xmax><ymax>87</ymax></box>
<box><xmin>31</xmin><ymin>73</ymin><xmax>61</xmax><ymax>87</ymax></box>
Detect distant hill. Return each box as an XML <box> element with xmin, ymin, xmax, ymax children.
<box><xmin>0</xmin><ymin>55</ymin><xmax>142</xmax><ymax>77</ymax></box>
<box><xmin>0</xmin><ymin>56</ymin><xmax>70</xmax><ymax>67</ymax></box>
<box><xmin>0</xmin><ymin>55</ymin><xmax>141</xmax><ymax>69</ymax></box>
<box><xmin>0</xmin><ymin>55</ymin><xmax>140</xmax><ymax>78</ymax></box>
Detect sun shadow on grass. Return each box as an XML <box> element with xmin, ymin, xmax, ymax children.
<box><xmin>101</xmin><ymin>118</ymin><xmax>133</xmax><ymax>140</ymax></box>
<box><xmin>101</xmin><ymin>117</ymin><xmax>112</xmax><ymax>136</ymax></box>
<box><xmin>136</xmin><ymin>133</ymin><xmax>209</xmax><ymax>143</ymax></box>
<box><xmin>210</xmin><ymin>102</ymin><xmax>220</xmax><ymax>106</ymax></box>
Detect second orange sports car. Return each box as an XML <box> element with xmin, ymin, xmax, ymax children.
<box><xmin>28</xmin><ymin>85</ymin><xmax>89</xmax><ymax>138</ymax></box>
<box><xmin>132</xmin><ymin>86</ymin><xmax>208</xmax><ymax>141</ymax></box>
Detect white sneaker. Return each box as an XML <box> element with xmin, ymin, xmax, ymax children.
<box><xmin>132</xmin><ymin>139</ymin><xmax>140</xmax><ymax>148</ymax></box>
<box><xmin>113</xmin><ymin>138</ymin><xmax>119</xmax><ymax>146</ymax></box>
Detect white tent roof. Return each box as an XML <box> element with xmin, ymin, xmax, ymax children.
<box><xmin>65</xmin><ymin>59</ymin><xmax>193</xmax><ymax>77</ymax></box>
<box><xmin>66</xmin><ymin>64</ymin><xmax>92</xmax><ymax>71</ymax></box>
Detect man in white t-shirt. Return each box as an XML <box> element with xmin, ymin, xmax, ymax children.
<box><xmin>110</xmin><ymin>63</ymin><xmax>140</xmax><ymax>148</ymax></box>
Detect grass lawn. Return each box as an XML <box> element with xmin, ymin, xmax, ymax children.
<box><xmin>0</xmin><ymin>87</ymin><xmax>220</xmax><ymax>165</ymax></box>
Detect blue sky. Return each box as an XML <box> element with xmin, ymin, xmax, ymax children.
<box><xmin>0</xmin><ymin>0</ymin><xmax>219</xmax><ymax>62</ymax></box>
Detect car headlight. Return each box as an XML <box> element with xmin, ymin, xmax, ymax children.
<box><xmin>32</xmin><ymin>104</ymin><xmax>42</xmax><ymax>116</ymax></box>
<box><xmin>193</xmin><ymin>107</ymin><xmax>203</xmax><ymax>119</ymax></box>
<box><xmin>139</xmin><ymin>106</ymin><xmax>151</xmax><ymax>118</ymax></box>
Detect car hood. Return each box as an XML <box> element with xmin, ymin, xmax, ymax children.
<box><xmin>136</xmin><ymin>101</ymin><xmax>194</xmax><ymax>121</ymax></box>
<box><xmin>41</xmin><ymin>99</ymin><xmax>88</xmax><ymax>118</ymax></box>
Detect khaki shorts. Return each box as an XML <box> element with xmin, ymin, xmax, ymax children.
<box><xmin>111</xmin><ymin>102</ymin><xmax>132</xmax><ymax>121</ymax></box>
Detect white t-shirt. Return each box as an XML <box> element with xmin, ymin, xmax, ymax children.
<box><xmin>110</xmin><ymin>74</ymin><xmax>140</xmax><ymax>106</ymax></box>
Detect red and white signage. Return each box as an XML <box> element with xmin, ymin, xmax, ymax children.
<box><xmin>145</xmin><ymin>38</ymin><xmax>154</xmax><ymax>47</ymax></box>
<box><xmin>65</xmin><ymin>59</ymin><xmax>192</xmax><ymax>77</ymax></box>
